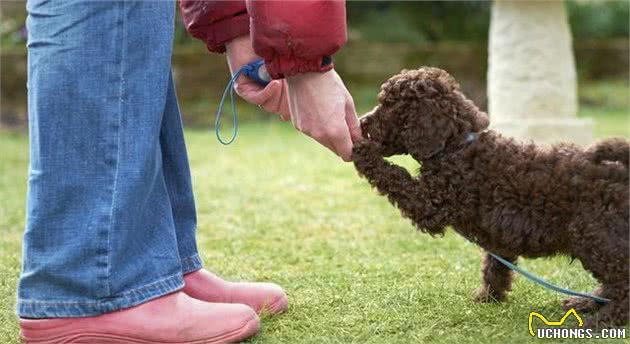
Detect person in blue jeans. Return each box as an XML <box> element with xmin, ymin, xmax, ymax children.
<box><xmin>18</xmin><ymin>0</ymin><xmax>360</xmax><ymax>342</ymax></box>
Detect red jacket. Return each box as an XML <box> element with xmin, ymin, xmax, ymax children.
<box><xmin>179</xmin><ymin>0</ymin><xmax>347</xmax><ymax>79</ymax></box>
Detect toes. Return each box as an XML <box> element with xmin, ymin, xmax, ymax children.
<box><xmin>473</xmin><ymin>287</ymin><xmax>504</xmax><ymax>303</ymax></box>
<box><xmin>561</xmin><ymin>297</ymin><xmax>599</xmax><ymax>313</ymax></box>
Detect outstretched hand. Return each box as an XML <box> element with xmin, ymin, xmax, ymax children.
<box><xmin>286</xmin><ymin>70</ymin><xmax>362</xmax><ymax>161</ymax></box>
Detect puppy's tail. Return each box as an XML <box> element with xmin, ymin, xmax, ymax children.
<box><xmin>585</xmin><ymin>138</ymin><xmax>629</xmax><ymax>168</ymax></box>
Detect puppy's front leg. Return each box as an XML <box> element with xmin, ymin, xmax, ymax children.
<box><xmin>352</xmin><ymin>141</ymin><xmax>436</xmax><ymax>224</ymax></box>
<box><xmin>474</xmin><ymin>253</ymin><xmax>516</xmax><ymax>303</ymax></box>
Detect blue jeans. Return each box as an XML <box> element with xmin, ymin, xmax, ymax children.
<box><xmin>17</xmin><ymin>0</ymin><xmax>202</xmax><ymax>318</ymax></box>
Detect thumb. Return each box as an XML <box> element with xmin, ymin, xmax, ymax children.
<box><xmin>235</xmin><ymin>79</ymin><xmax>281</xmax><ymax>105</ymax></box>
<box><xmin>345</xmin><ymin>96</ymin><xmax>362</xmax><ymax>142</ymax></box>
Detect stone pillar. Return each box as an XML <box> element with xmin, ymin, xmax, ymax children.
<box><xmin>488</xmin><ymin>0</ymin><xmax>593</xmax><ymax>145</ymax></box>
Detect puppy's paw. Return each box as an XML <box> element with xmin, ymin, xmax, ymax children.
<box><xmin>581</xmin><ymin>305</ymin><xmax>628</xmax><ymax>329</ymax></box>
<box><xmin>351</xmin><ymin>141</ymin><xmax>385</xmax><ymax>170</ymax></box>
<box><xmin>580</xmin><ymin>316</ymin><xmax>618</xmax><ymax>330</ymax></box>
<box><xmin>561</xmin><ymin>296</ymin><xmax>601</xmax><ymax>313</ymax></box>
<box><xmin>473</xmin><ymin>286</ymin><xmax>505</xmax><ymax>303</ymax></box>
<box><xmin>352</xmin><ymin>140</ymin><xmax>382</xmax><ymax>156</ymax></box>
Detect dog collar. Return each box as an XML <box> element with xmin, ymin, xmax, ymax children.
<box><xmin>463</xmin><ymin>132</ymin><xmax>479</xmax><ymax>145</ymax></box>
<box><xmin>429</xmin><ymin>131</ymin><xmax>481</xmax><ymax>160</ymax></box>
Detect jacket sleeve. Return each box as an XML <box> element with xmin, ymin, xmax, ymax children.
<box><xmin>179</xmin><ymin>0</ymin><xmax>347</xmax><ymax>78</ymax></box>
<box><xmin>247</xmin><ymin>0</ymin><xmax>347</xmax><ymax>79</ymax></box>
<box><xmin>179</xmin><ymin>0</ymin><xmax>250</xmax><ymax>53</ymax></box>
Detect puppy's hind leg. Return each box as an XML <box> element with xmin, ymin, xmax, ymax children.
<box><xmin>561</xmin><ymin>286</ymin><xmax>605</xmax><ymax>313</ymax></box>
<box><xmin>568</xmin><ymin>216</ymin><xmax>629</xmax><ymax>327</ymax></box>
<box><xmin>580</xmin><ymin>254</ymin><xmax>629</xmax><ymax>327</ymax></box>
<box><xmin>473</xmin><ymin>253</ymin><xmax>516</xmax><ymax>303</ymax></box>
<box><xmin>585</xmin><ymin>281</ymin><xmax>629</xmax><ymax>328</ymax></box>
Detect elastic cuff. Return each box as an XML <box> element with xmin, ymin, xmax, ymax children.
<box><xmin>16</xmin><ymin>272</ymin><xmax>184</xmax><ymax>318</ymax></box>
<box><xmin>181</xmin><ymin>254</ymin><xmax>203</xmax><ymax>274</ymax></box>
<box><xmin>204</xmin><ymin>13</ymin><xmax>250</xmax><ymax>54</ymax></box>
<box><xmin>265</xmin><ymin>55</ymin><xmax>335</xmax><ymax>79</ymax></box>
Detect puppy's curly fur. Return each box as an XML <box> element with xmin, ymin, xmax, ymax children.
<box><xmin>353</xmin><ymin>67</ymin><xmax>629</xmax><ymax>327</ymax></box>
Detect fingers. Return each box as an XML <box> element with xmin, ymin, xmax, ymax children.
<box><xmin>344</xmin><ymin>96</ymin><xmax>362</xmax><ymax>142</ymax></box>
<box><xmin>304</xmin><ymin>125</ymin><xmax>353</xmax><ymax>162</ymax></box>
<box><xmin>234</xmin><ymin>79</ymin><xmax>275</xmax><ymax>104</ymax></box>
<box><xmin>235</xmin><ymin>80</ymin><xmax>290</xmax><ymax>120</ymax></box>
<box><xmin>298</xmin><ymin>110</ymin><xmax>354</xmax><ymax>162</ymax></box>
<box><xmin>285</xmin><ymin>69</ymin><xmax>358</xmax><ymax>162</ymax></box>
<box><xmin>329</xmin><ymin>125</ymin><xmax>354</xmax><ymax>162</ymax></box>
<box><xmin>277</xmin><ymin>82</ymin><xmax>291</xmax><ymax>121</ymax></box>
<box><xmin>311</xmin><ymin>134</ymin><xmax>338</xmax><ymax>159</ymax></box>
<box><xmin>261</xmin><ymin>80</ymin><xmax>290</xmax><ymax>121</ymax></box>
<box><xmin>295</xmin><ymin>101</ymin><xmax>357</xmax><ymax>162</ymax></box>
<box><xmin>224</xmin><ymin>36</ymin><xmax>291</xmax><ymax>121</ymax></box>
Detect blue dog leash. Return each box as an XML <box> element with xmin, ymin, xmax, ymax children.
<box><xmin>215</xmin><ymin>59</ymin><xmax>271</xmax><ymax>145</ymax></box>
<box><xmin>488</xmin><ymin>253</ymin><xmax>610</xmax><ymax>304</ymax></box>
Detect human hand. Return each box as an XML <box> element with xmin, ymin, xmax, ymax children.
<box><xmin>286</xmin><ymin>70</ymin><xmax>362</xmax><ymax>161</ymax></box>
<box><xmin>225</xmin><ymin>35</ymin><xmax>290</xmax><ymax>120</ymax></box>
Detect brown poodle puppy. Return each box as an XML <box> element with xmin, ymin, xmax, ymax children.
<box><xmin>352</xmin><ymin>67</ymin><xmax>629</xmax><ymax>328</ymax></box>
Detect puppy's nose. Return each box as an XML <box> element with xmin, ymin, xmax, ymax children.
<box><xmin>361</xmin><ymin>106</ymin><xmax>378</xmax><ymax>123</ymax></box>
<box><xmin>359</xmin><ymin>116</ymin><xmax>371</xmax><ymax>136</ymax></box>
<box><xmin>360</xmin><ymin>117</ymin><xmax>380</xmax><ymax>141</ymax></box>
<box><xmin>359</xmin><ymin>115</ymin><xmax>368</xmax><ymax>126</ymax></box>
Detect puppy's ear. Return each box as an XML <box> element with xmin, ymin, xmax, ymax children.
<box><xmin>454</xmin><ymin>92</ymin><xmax>490</xmax><ymax>133</ymax></box>
<box><xmin>414</xmin><ymin>68</ymin><xmax>489</xmax><ymax>135</ymax></box>
<box><xmin>472</xmin><ymin>110</ymin><xmax>490</xmax><ymax>132</ymax></box>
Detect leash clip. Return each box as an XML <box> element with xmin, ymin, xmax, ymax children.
<box><xmin>240</xmin><ymin>59</ymin><xmax>271</xmax><ymax>87</ymax></box>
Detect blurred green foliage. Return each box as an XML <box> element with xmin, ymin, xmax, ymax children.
<box><xmin>344</xmin><ymin>0</ymin><xmax>629</xmax><ymax>43</ymax></box>
<box><xmin>568</xmin><ymin>0</ymin><xmax>630</xmax><ymax>39</ymax></box>
<box><xmin>175</xmin><ymin>1</ymin><xmax>630</xmax><ymax>46</ymax></box>
<box><xmin>346</xmin><ymin>1</ymin><xmax>491</xmax><ymax>43</ymax></box>
<box><xmin>3</xmin><ymin>1</ymin><xmax>628</xmax><ymax>47</ymax></box>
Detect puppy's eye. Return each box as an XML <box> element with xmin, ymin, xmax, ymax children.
<box><xmin>366</xmin><ymin>132</ymin><xmax>372</xmax><ymax>139</ymax></box>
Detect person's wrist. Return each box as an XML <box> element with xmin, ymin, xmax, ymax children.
<box><xmin>225</xmin><ymin>35</ymin><xmax>259</xmax><ymax>75</ymax></box>
<box><xmin>225</xmin><ymin>35</ymin><xmax>252</xmax><ymax>55</ymax></box>
<box><xmin>287</xmin><ymin>69</ymin><xmax>335</xmax><ymax>87</ymax></box>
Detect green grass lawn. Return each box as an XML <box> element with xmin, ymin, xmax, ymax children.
<box><xmin>1</xmin><ymin>107</ymin><xmax>628</xmax><ymax>343</ymax></box>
